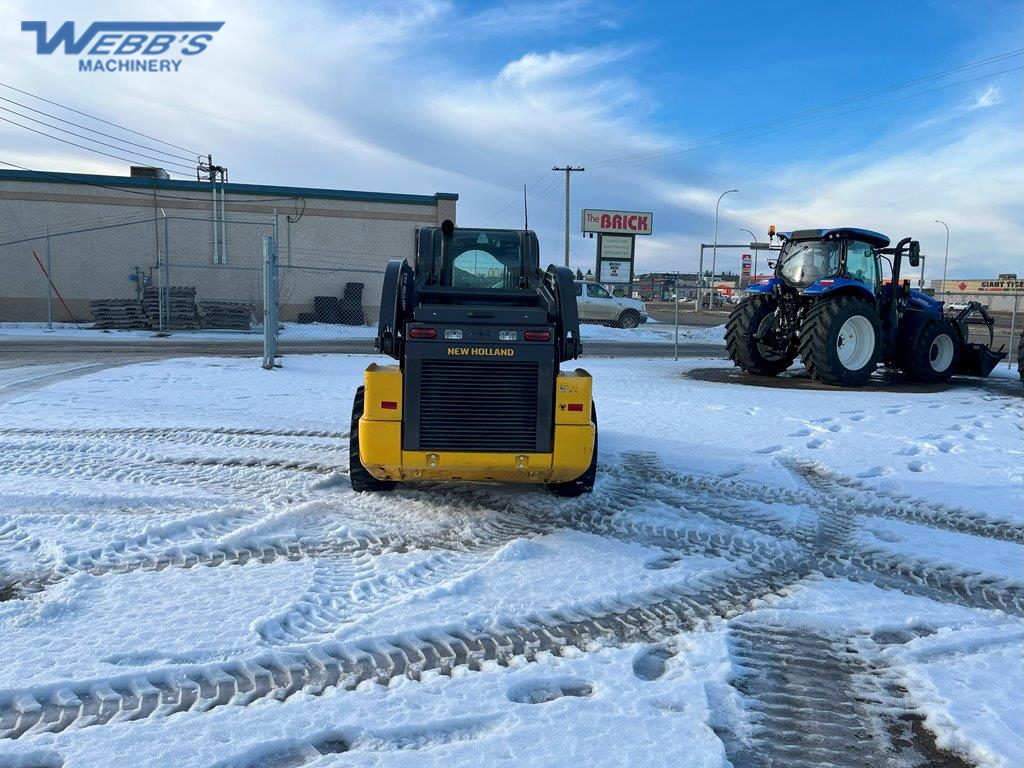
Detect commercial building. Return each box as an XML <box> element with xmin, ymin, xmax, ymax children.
<box><xmin>928</xmin><ymin>274</ymin><xmax>1022</xmax><ymax>293</ymax></box>
<box><xmin>0</xmin><ymin>167</ymin><xmax>458</xmax><ymax>324</ymax></box>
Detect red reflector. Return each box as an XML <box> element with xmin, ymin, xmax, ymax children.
<box><xmin>381</xmin><ymin>401</ymin><xmax>398</xmax><ymax>410</ymax></box>
<box><xmin>524</xmin><ymin>331</ymin><xmax>551</xmax><ymax>341</ymax></box>
<box><xmin>567</xmin><ymin>403</ymin><xmax>584</xmax><ymax>412</ymax></box>
<box><xmin>409</xmin><ymin>327</ymin><xmax>437</xmax><ymax>339</ymax></box>
<box><xmin>818</xmin><ymin>279</ymin><xmax>834</xmax><ymax>286</ymax></box>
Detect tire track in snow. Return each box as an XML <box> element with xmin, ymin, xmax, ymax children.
<box><xmin>0</xmin><ymin>559</ymin><xmax>812</xmax><ymax>739</ymax></box>
<box><xmin>784</xmin><ymin>459</ymin><xmax>1024</xmax><ymax>545</ymax></box>
<box><xmin>0</xmin><ymin>454</ymin><xmax>829</xmax><ymax>734</ymax></box>
<box><xmin>715</xmin><ymin>619</ymin><xmax>974</xmax><ymax>768</ymax></box>
<box><xmin>208</xmin><ymin>715</ymin><xmax>501</xmax><ymax>768</ymax></box>
<box><xmin>621</xmin><ymin>452</ymin><xmax>1024</xmax><ymax>617</ymax></box>
<box><xmin>255</xmin><ymin>466</ymin><xmax>806</xmax><ymax>649</ymax></box>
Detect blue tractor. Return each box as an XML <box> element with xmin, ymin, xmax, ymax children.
<box><xmin>726</xmin><ymin>227</ymin><xmax>1007</xmax><ymax>387</ymax></box>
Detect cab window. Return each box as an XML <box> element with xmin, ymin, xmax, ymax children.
<box><xmin>439</xmin><ymin>230</ymin><xmax>523</xmax><ymax>289</ymax></box>
<box><xmin>587</xmin><ymin>284</ymin><xmax>611</xmax><ymax>299</ymax></box>
<box><xmin>845</xmin><ymin>241</ymin><xmax>879</xmax><ymax>287</ymax></box>
<box><xmin>574</xmin><ymin>283</ymin><xmax>583</xmax><ymax>297</ymax></box>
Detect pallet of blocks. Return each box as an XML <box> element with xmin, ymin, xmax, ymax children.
<box><xmin>199</xmin><ymin>300</ymin><xmax>254</xmax><ymax>331</ymax></box>
<box><xmin>89</xmin><ymin>299</ymin><xmax>150</xmax><ymax>330</ymax></box>
<box><xmin>142</xmin><ymin>285</ymin><xmax>201</xmax><ymax>330</ymax></box>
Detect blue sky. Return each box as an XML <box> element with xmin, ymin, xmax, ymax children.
<box><xmin>2</xmin><ymin>0</ymin><xmax>1022</xmax><ymax>277</ymax></box>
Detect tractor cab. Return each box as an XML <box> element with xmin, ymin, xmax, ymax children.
<box><xmin>771</xmin><ymin>228</ymin><xmax>889</xmax><ymax>296</ymax></box>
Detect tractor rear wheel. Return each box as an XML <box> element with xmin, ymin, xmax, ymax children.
<box><xmin>798</xmin><ymin>295</ymin><xmax>881</xmax><ymax>386</ymax></box>
<box><xmin>548</xmin><ymin>404</ymin><xmax>598</xmax><ymax>497</ymax></box>
<box><xmin>903</xmin><ymin>318</ymin><xmax>959</xmax><ymax>382</ymax></box>
<box><xmin>349</xmin><ymin>386</ymin><xmax>397</xmax><ymax>493</ymax></box>
<box><xmin>725</xmin><ymin>294</ymin><xmax>795</xmax><ymax>376</ymax></box>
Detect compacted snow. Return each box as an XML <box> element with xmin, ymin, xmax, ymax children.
<box><xmin>0</xmin><ymin>355</ymin><xmax>1021</xmax><ymax>768</ymax></box>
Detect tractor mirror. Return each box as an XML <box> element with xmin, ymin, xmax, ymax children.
<box><xmin>907</xmin><ymin>240</ymin><xmax>921</xmax><ymax>268</ymax></box>
<box><xmin>767</xmin><ymin>259</ymin><xmax>777</xmax><ymax>270</ymax></box>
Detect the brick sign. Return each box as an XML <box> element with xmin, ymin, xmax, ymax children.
<box><xmin>581</xmin><ymin>209</ymin><xmax>653</xmax><ymax>235</ymax></box>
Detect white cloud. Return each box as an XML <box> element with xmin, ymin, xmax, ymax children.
<box><xmin>725</xmin><ymin>123</ymin><xmax>1024</xmax><ymax>278</ymax></box>
<box><xmin>968</xmin><ymin>84</ymin><xmax>1003</xmax><ymax>110</ymax></box>
<box><xmin>498</xmin><ymin>47</ymin><xmax>632</xmax><ymax>88</ymax></box>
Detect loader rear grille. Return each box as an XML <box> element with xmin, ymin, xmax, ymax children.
<box><xmin>418</xmin><ymin>359</ymin><xmax>541</xmax><ymax>452</ymax></box>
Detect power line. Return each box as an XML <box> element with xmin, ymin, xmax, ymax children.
<box><xmin>0</xmin><ymin>80</ymin><xmax>202</xmax><ymax>157</ymax></box>
<box><xmin>586</xmin><ymin>49</ymin><xmax>1024</xmax><ymax>168</ymax></box>
<box><xmin>0</xmin><ymin>114</ymin><xmax>192</xmax><ymax>175</ymax></box>
<box><xmin>0</xmin><ymin>94</ymin><xmax>196</xmax><ymax>164</ymax></box>
<box><xmin>482</xmin><ymin>169</ymin><xmax>554</xmax><ymax>223</ymax></box>
<box><xmin>0</xmin><ymin>106</ymin><xmax>196</xmax><ymax>172</ymax></box>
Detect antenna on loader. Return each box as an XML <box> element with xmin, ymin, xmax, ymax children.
<box><xmin>523</xmin><ymin>184</ymin><xmax>529</xmax><ymax>232</ymax></box>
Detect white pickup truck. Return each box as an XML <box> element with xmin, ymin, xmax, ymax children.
<box><xmin>574</xmin><ymin>281</ymin><xmax>649</xmax><ymax>328</ymax></box>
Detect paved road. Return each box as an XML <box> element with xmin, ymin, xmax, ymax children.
<box><xmin>0</xmin><ymin>338</ymin><xmax>728</xmax><ymax>366</ymax></box>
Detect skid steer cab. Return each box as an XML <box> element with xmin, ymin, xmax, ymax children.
<box><xmin>350</xmin><ymin>220</ymin><xmax>597</xmax><ymax>496</ymax></box>
<box><xmin>726</xmin><ymin>227</ymin><xmax>1007</xmax><ymax>387</ymax></box>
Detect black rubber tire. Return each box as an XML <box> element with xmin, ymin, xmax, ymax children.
<box><xmin>798</xmin><ymin>295</ymin><xmax>882</xmax><ymax>386</ymax></box>
<box><xmin>902</xmin><ymin>318</ymin><xmax>959</xmax><ymax>383</ymax></box>
<box><xmin>725</xmin><ymin>294</ymin><xmax>795</xmax><ymax>376</ymax></box>
<box><xmin>1017</xmin><ymin>330</ymin><xmax>1023</xmax><ymax>385</ymax></box>
<box><xmin>349</xmin><ymin>386</ymin><xmax>397</xmax><ymax>493</ymax></box>
<box><xmin>617</xmin><ymin>310</ymin><xmax>641</xmax><ymax>329</ymax></box>
<box><xmin>547</xmin><ymin>403</ymin><xmax>598</xmax><ymax>497</ymax></box>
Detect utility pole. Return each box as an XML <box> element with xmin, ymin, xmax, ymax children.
<box><xmin>553</xmin><ymin>165</ymin><xmax>584</xmax><ymax>267</ymax></box>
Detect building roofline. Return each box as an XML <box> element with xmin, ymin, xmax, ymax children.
<box><xmin>0</xmin><ymin>169</ymin><xmax>458</xmax><ymax>206</ymax></box>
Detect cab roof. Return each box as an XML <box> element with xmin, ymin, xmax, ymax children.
<box><xmin>779</xmin><ymin>228</ymin><xmax>890</xmax><ymax>248</ymax></box>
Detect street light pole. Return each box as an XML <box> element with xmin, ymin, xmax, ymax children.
<box><xmin>935</xmin><ymin>219</ymin><xmax>950</xmax><ymax>295</ymax></box>
<box><xmin>710</xmin><ymin>189</ymin><xmax>738</xmax><ymax>304</ymax></box>
<box><xmin>739</xmin><ymin>227</ymin><xmax>757</xmax><ymax>286</ymax></box>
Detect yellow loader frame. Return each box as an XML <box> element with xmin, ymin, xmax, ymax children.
<box><xmin>357</xmin><ymin>363</ymin><xmax>595</xmax><ymax>484</ymax></box>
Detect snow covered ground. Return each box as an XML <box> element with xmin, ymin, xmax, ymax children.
<box><xmin>0</xmin><ymin>354</ymin><xmax>1021</xmax><ymax>768</ymax></box>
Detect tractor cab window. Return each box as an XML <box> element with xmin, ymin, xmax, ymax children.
<box><xmin>587</xmin><ymin>284</ymin><xmax>611</xmax><ymax>299</ymax></box>
<box><xmin>778</xmin><ymin>240</ymin><xmax>840</xmax><ymax>289</ymax></box>
<box><xmin>574</xmin><ymin>283</ymin><xmax>583</xmax><ymax>296</ymax></box>
<box><xmin>441</xmin><ymin>230</ymin><xmax>523</xmax><ymax>289</ymax></box>
<box><xmin>844</xmin><ymin>241</ymin><xmax>880</xmax><ymax>288</ymax></box>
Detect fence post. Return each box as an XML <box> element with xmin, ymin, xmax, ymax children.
<box><xmin>158</xmin><ymin>211</ymin><xmax>170</xmax><ymax>332</ymax></box>
<box><xmin>674</xmin><ymin>270</ymin><xmax>679</xmax><ymax>361</ymax></box>
<box><xmin>45</xmin><ymin>228</ymin><xmax>53</xmax><ymax>330</ymax></box>
<box><xmin>1009</xmin><ymin>291</ymin><xmax>1019</xmax><ymax>369</ymax></box>
<box><xmin>696</xmin><ymin>245</ymin><xmax>705</xmax><ymax>316</ymax></box>
<box><xmin>263</xmin><ymin>236</ymin><xmax>279</xmax><ymax>369</ymax></box>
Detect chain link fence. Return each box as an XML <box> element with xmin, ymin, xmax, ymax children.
<box><xmin>2</xmin><ymin>218</ymin><xmax>1017</xmax><ymax>367</ymax></box>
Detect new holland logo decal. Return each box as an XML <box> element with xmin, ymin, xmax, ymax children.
<box><xmin>447</xmin><ymin>347</ymin><xmax>515</xmax><ymax>357</ymax></box>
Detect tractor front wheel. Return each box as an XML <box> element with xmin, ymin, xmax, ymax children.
<box><xmin>798</xmin><ymin>296</ymin><xmax>881</xmax><ymax>386</ymax></box>
<box><xmin>903</xmin><ymin>318</ymin><xmax>959</xmax><ymax>383</ymax></box>
<box><xmin>725</xmin><ymin>294</ymin><xmax>795</xmax><ymax>376</ymax></box>
<box><xmin>349</xmin><ymin>386</ymin><xmax>397</xmax><ymax>493</ymax></box>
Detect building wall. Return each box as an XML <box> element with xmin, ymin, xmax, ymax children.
<box><xmin>928</xmin><ymin>277</ymin><xmax>1024</xmax><ymax>293</ymax></box>
<box><xmin>0</xmin><ymin>171</ymin><xmax>458</xmax><ymax>323</ymax></box>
